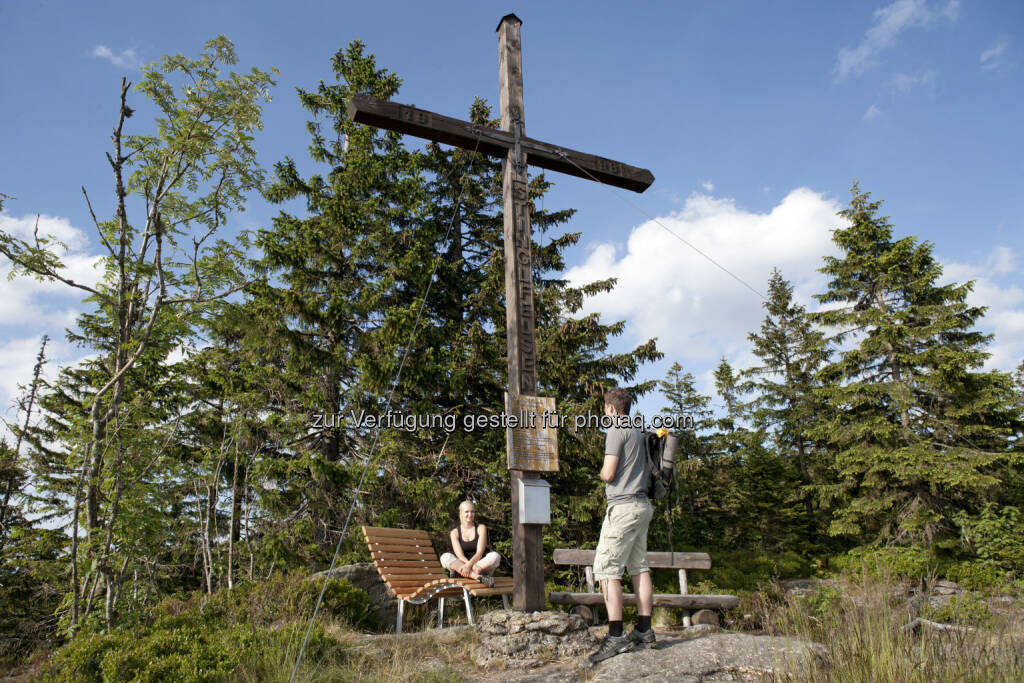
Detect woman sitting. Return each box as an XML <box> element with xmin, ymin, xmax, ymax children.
<box><xmin>439</xmin><ymin>500</ymin><xmax>500</xmax><ymax>588</ymax></box>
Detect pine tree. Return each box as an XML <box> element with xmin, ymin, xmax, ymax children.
<box><xmin>812</xmin><ymin>183</ymin><xmax>1019</xmax><ymax>549</ymax></box>
<box><xmin>655</xmin><ymin>363</ymin><xmax>719</xmax><ymax>547</ymax></box>
<box><xmin>742</xmin><ymin>270</ymin><xmax>830</xmax><ymax>545</ymax></box>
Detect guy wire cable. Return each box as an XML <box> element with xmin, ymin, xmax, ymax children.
<box><xmin>555</xmin><ymin>151</ymin><xmax>767</xmax><ymax>303</ymax></box>
<box><xmin>291</xmin><ymin>130</ymin><xmax>483</xmax><ymax>682</ymax></box>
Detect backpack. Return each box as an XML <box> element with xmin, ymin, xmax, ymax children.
<box><xmin>644</xmin><ymin>428</ymin><xmax>679</xmax><ymax>500</ymax></box>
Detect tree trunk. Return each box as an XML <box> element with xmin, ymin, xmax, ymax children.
<box><xmin>205</xmin><ymin>480</ymin><xmax>217</xmax><ymax>594</ymax></box>
<box><xmin>227</xmin><ymin>445</ymin><xmax>242</xmax><ymax>589</ymax></box>
<box><xmin>0</xmin><ymin>336</ymin><xmax>47</xmax><ymax>556</ymax></box>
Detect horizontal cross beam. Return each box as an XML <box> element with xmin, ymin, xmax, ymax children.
<box><xmin>347</xmin><ymin>94</ymin><xmax>654</xmax><ymax>193</ymax></box>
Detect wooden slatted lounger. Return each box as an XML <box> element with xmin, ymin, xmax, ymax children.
<box><xmin>361</xmin><ymin>526</ymin><xmax>514</xmax><ymax>633</ymax></box>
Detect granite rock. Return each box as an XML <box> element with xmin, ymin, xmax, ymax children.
<box><xmin>314</xmin><ymin>562</ymin><xmax>396</xmax><ymax>628</ymax></box>
<box><xmin>475</xmin><ymin>610</ymin><xmax>598</xmax><ymax>669</ymax></box>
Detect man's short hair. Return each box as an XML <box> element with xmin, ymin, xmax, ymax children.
<box><xmin>604</xmin><ymin>388</ymin><xmax>632</xmax><ymax>415</ymax></box>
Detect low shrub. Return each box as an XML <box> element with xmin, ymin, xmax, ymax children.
<box><xmin>834</xmin><ymin>545</ymin><xmax>937</xmax><ymax>581</ymax></box>
<box><xmin>702</xmin><ymin>550</ymin><xmax>812</xmax><ymax>591</ymax></box>
<box><xmin>921</xmin><ymin>592</ymin><xmax>994</xmax><ymax>627</ymax></box>
<box><xmin>42</xmin><ymin>570</ymin><xmax>373</xmax><ymax>681</ymax></box>
<box><xmin>944</xmin><ymin>560</ymin><xmax>1007</xmax><ymax>591</ymax></box>
<box><xmin>957</xmin><ymin>504</ymin><xmax>1024</xmax><ymax>572</ymax></box>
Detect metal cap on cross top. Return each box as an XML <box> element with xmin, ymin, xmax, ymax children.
<box><xmin>496</xmin><ymin>13</ymin><xmax>522</xmax><ymax>32</ymax></box>
<box><xmin>347</xmin><ymin>15</ymin><xmax>655</xmax><ymax>612</ymax></box>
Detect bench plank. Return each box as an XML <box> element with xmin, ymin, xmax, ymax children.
<box><xmin>549</xmin><ymin>591</ymin><xmax>739</xmax><ymax>610</ymax></box>
<box><xmin>553</xmin><ymin>549</ymin><xmax>711</xmax><ymax>569</ymax></box>
<box><xmin>362</xmin><ymin>527</ymin><xmax>432</xmax><ymax>540</ymax></box>
<box><xmin>366</xmin><ymin>543</ymin><xmax>436</xmax><ymax>554</ymax></box>
<box><xmin>373</xmin><ymin>559</ymin><xmax>444</xmax><ymax>567</ymax></box>
<box><xmin>374</xmin><ymin>566</ymin><xmax>449</xmax><ymax>575</ymax></box>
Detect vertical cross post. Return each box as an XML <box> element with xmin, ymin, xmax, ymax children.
<box><xmin>345</xmin><ymin>13</ymin><xmax>654</xmax><ymax>614</ymax></box>
<box><xmin>498</xmin><ymin>14</ymin><xmax>545</xmax><ymax>612</ymax></box>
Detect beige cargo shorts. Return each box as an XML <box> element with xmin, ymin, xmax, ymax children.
<box><xmin>592</xmin><ymin>497</ymin><xmax>654</xmax><ymax>580</ymax></box>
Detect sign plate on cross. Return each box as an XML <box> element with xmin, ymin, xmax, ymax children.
<box><xmin>504</xmin><ymin>394</ymin><xmax>558</xmax><ymax>472</ymax></box>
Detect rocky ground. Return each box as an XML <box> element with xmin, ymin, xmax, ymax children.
<box><xmin>315</xmin><ymin>567</ymin><xmax>1024</xmax><ymax>682</ymax></box>
<box><xmin>469</xmin><ymin>623</ymin><xmax>826</xmax><ymax>682</ymax></box>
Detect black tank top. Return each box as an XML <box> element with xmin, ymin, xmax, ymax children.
<box><xmin>456</xmin><ymin>526</ymin><xmax>478</xmax><ymax>556</ymax></box>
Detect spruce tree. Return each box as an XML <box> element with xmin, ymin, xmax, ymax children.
<box><xmin>742</xmin><ymin>270</ymin><xmax>830</xmax><ymax>544</ymax></box>
<box><xmin>655</xmin><ymin>362</ymin><xmax>719</xmax><ymax>547</ymax></box>
<box><xmin>812</xmin><ymin>183</ymin><xmax>1019</xmax><ymax>549</ymax></box>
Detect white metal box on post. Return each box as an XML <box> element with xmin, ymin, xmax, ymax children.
<box><xmin>517</xmin><ymin>478</ymin><xmax>551</xmax><ymax>525</ymax></box>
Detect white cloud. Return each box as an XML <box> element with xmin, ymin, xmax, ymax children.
<box><xmin>0</xmin><ymin>213</ymin><xmax>104</xmax><ymax>447</ymax></box>
<box><xmin>980</xmin><ymin>36</ymin><xmax>1013</xmax><ymax>73</ymax></box>
<box><xmin>944</xmin><ymin>247</ymin><xmax>1024</xmax><ymax>371</ymax></box>
<box><xmin>987</xmin><ymin>245</ymin><xmax>1015</xmax><ymax>276</ymax></box>
<box><xmin>91</xmin><ymin>45</ymin><xmax>142</xmax><ymax>70</ymax></box>
<box><xmin>700</xmin><ymin>180</ymin><xmax>714</xmax><ymax>193</ymax></box>
<box><xmin>836</xmin><ymin>0</ymin><xmax>959</xmax><ymax>80</ymax></box>
<box><xmin>0</xmin><ymin>334</ymin><xmax>93</xmax><ymax>446</ymax></box>
<box><xmin>0</xmin><ymin>214</ymin><xmax>104</xmax><ymax>329</ymax></box>
<box><xmin>864</xmin><ymin>104</ymin><xmax>882</xmax><ymax>120</ymax></box>
<box><xmin>887</xmin><ymin>68</ymin><xmax>939</xmax><ymax>96</ymax></box>
<box><xmin>565</xmin><ymin>188</ymin><xmax>842</xmax><ymax>364</ymax></box>
<box><xmin>1</xmin><ymin>213</ymin><xmax>90</xmax><ymax>250</ymax></box>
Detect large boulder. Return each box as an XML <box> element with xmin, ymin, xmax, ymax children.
<box><xmin>475</xmin><ymin>610</ymin><xmax>598</xmax><ymax>669</ymax></box>
<box><xmin>314</xmin><ymin>562</ymin><xmax>396</xmax><ymax>628</ymax></box>
<box><xmin>469</xmin><ymin>630</ymin><xmax>827</xmax><ymax>682</ymax></box>
<box><xmin>591</xmin><ymin>632</ymin><xmax>827</xmax><ymax>682</ymax></box>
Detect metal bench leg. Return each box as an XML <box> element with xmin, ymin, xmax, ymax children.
<box><xmin>438</xmin><ymin>597</ymin><xmax>445</xmax><ymax>628</ymax></box>
<box><xmin>463</xmin><ymin>588</ymin><xmax>474</xmax><ymax>626</ymax></box>
<box><xmin>502</xmin><ymin>594</ymin><xmax>510</xmax><ymax>610</ymax></box>
<box><xmin>397</xmin><ymin>599</ymin><xmax>405</xmax><ymax>634</ymax></box>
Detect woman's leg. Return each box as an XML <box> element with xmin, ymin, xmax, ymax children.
<box><xmin>476</xmin><ymin>551</ymin><xmax>501</xmax><ymax>574</ymax></box>
<box><xmin>440</xmin><ymin>552</ymin><xmax>461</xmax><ymax>571</ymax></box>
<box><xmin>442</xmin><ymin>552</ymin><xmax>475</xmax><ymax>578</ymax></box>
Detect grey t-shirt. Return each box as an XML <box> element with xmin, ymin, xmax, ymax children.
<box><xmin>604</xmin><ymin>422</ymin><xmax>648</xmax><ymax>504</ymax></box>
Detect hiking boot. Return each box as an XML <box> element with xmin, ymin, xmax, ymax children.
<box><xmin>587</xmin><ymin>633</ymin><xmax>634</xmax><ymax>664</ymax></box>
<box><xmin>628</xmin><ymin>627</ymin><xmax>657</xmax><ymax>649</ymax></box>
<box><xmin>477</xmin><ymin>573</ymin><xmax>494</xmax><ymax>588</ymax></box>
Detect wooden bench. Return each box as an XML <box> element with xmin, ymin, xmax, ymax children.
<box><xmin>548</xmin><ymin>549</ymin><xmax>739</xmax><ymax>626</ymax></box>
<box><xmin>361</xmin><ymin>526</ymin><xmax>513</xmax><ymax>633</ymax></box>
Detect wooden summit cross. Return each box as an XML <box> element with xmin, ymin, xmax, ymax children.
<box><xmin>347</xmin><ymin>14</ymin><xmax>654</xmax><ymax>611</ymax></box>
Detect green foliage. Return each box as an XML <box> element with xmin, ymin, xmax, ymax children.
<box><xmin>943</xmin><ymin>560</ymin><xmax>1006</xmax><ymax>590</ymax></box>
<box><xmin>800</xmin><ymin>583</ymin><xmax>845</xmax><ymax>621</ymax></box>
<box><xmin>44</xmin><ymin>614</ymin><xmax>344</xmax><ymax>683</ymax></box>
<box><xmin>45</xmin><ymin>571</ymin><xmax>363</xmax><ymax>681</ymax></box>
<box><xmin>0</xmin><ymin>526</ymin><xmax>65</xmax><ymax>667</ymax></box>
<box><xmin>45</xmin><ymin>615</ymin><xmax>248</xmax><ymax>682</ymax></box>
<box><xmin>694</xmin><ymin>551</ymin><xmax>812</xmax><ymax>591</ymax></box>
<box><xmin>156</xmin><ymin>569</ymin><xmax>378</xmax><ymax>632</ymax></box>
<box><xmin>834</xmin><ymin>544</ymin><xmax>938</xmax><ymax>580</ymax></box>
<box><xmin>293</xmin><ymin>576</ymin><xmax>379</xmax><ymax>631</ymax></box>
<box><xmin>921</xmin><ymin>592</ymin><xmax>993</xmax><ymax>626</ymax></box>
<box><xmin>957</xmin><ymin>504</ymin><xmax>1024</xmax><ymax>571</ymax></box>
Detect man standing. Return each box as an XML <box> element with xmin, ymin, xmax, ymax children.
<box><xmin>588</xmin><ymin>388</ymin><xmax>656</xmax><ymax>664</ymax></box>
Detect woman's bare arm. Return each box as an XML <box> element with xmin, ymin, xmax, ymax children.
<box><xmin>451</xmin><ymin>529</ymin><xmax>469</xmax><ymax>563</ymax></box>
<box><xmin>470</xmin><ymin>524</ymin><xmax>487</xmax><ymax>563</ymax></box>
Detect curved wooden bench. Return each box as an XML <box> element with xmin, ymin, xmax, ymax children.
<box><xmin>361</xmin><ymin>526</ymin><xmax>512</xmax><ymax>633</ymax></box>
<box><xmin>549</xmin><ymin>548</ymin><xmax>739</xmax><ymax>626</ymax></box>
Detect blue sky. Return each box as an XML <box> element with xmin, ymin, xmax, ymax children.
<box><xmin>1</xmin><ymin>0</ymin><xmax>1021</xmax><ymax>427</ymax></box>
